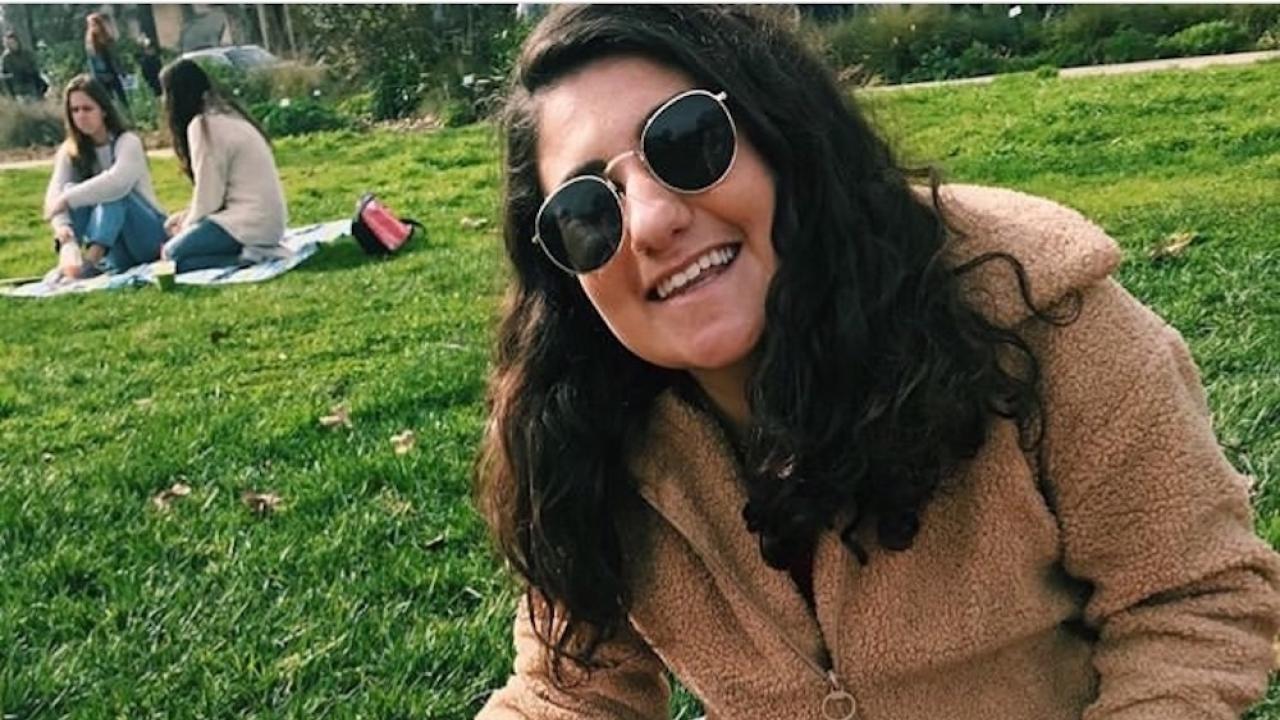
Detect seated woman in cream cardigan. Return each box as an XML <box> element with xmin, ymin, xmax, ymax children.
<box><xmin>158</xmin><ymin>59</ymin><xmax>289</xmax><ymax>272</ymax></box>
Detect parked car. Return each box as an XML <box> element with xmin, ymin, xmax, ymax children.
<box><xmin>179</xmin><ymin>44</ymin><xmax>280</xmax><ymax>70</ymax></box>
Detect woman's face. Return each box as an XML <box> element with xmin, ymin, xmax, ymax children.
<box><xmin>68</xmin><ymin>90</ymin><xmax>105</xmax><ymax>140</ymax></box>
<box><xmin>535</xmin><ymin>56</ymin><xmax>778</xmax><ymax>383</ymax></box>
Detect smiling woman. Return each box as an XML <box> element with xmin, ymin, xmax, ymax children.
<box><xmin>474</xmin><ymin>6</ymin><xmax>1280</xmax><ymax>719</ymax></box>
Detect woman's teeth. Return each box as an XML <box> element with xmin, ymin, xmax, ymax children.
<box><xmin>655</xmin><ymin>245</ymin><xmax>739</xmax><ymax>300</ymax></box>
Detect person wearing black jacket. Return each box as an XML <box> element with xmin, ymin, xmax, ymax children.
<box><xmin>1</xmin><ymin>32</ymin><xmax>47</xmax><ymax>100</ymax></box>
<box><xmin>136</xmin><ymin>37</ymin><xmax>162</xmax><ymax>97</ymax></box>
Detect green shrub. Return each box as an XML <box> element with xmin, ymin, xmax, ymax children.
<box><xmin>370</xmin><ymin>60</ymin><xmax>426</xmax><ymax>122</ymax></box>
<box><xmin>907</xmin><ymin>46</ymin><xmax>956</xmax><ymax>82</ymax></box>
<box><xmin>251</xmin><ymin>99</ymin><xmax>348</xmax><ymax>138</ymax></box>
<box><xmin>335</xmin><ymin>91</ymin><xmax>375</xmax><ymax>123</ymax></box>
<box><xmin>200</xmin><ymin>62</ymin><xmax>272</xmax><ymax>106</ymax></box>
<box><xmin>298</xmin><ymin>5</ymin><xmax>529</xmax><ymax>121</ymax></box>
<box><xmin>824</xmin><ymin>6</ymin><xmax>954</xmax><ymax>83</ymax></box>
<box><xmin>1101</xmin><ymin>28</ymin><xmax>1162</xmax><ymax>63</ymax></box>
<box><xmin>1052</xmin><ymin>5</ymin><xmax>1221</xmax><ymax>49</ymax></box>
<box><xmin>37</xmin><ymin>40</ymin><xmax>88</xmax><ymax>92</ymax></box>
<box><xmin>1227</xmin><ymin>5</ymin><xmax>1280</xmax><ymax>36</ymax></box>
<box><xmin>955</xmin><ymin>41</ymin><xmax>1002</xmax><ymax>77</ymax></box>
<box><xmin>256</xmin><ymin>62</ymin><xmax>340</xmax><ymax>102</ymax></box>
<box><xmin>0</xmin><ymin>98</ymin><xmax>63</xmax><ymax>149</ymax></box>
<box><xmin>1158</xmin><ymin>20</ymin><xmax>1252</xmax><ymax>57</ymax></box>
<box><xmin>1258</xmin><ymin>23</ymin><xmax>1280</xmax><ymax>51</ymax></box>
<box><xmin>1033</xmin><ymin>64</ymin><xmax>1060</xmax><ymax>80</ymax></box>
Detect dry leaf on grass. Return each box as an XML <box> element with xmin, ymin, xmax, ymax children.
<box><xmin>377</xmin><ymin>488</ymin><xmax>413</xmax><ymax>517</ymax></box>
<box><xmin>241</xmin><ymin>490</ymin><xmax>283</xmax><ymax>515</ymax></box>
<box><xmin>391</xmin><ymin>430</ymin><xmax>416</xmax><ymax>455</ymax></box>
<box><xmin>423</xmin><ymin>534</ymin><xmax>447</xmax><ymax>551</ymax></box>
<box><xmin>152</xmin><ymin>482</ymin><xmax>192</xmax><ymax>512</ymax></box>
<box><xmin>319</xmin><ymin>403</ymin><xmax>352</xmax><ymax>429</ymax></box>
<box><xmin>1150</xmin><ymin>231</ymin><xmax>1199</xmax><ymax>261</ymax></box>
<box><xmin>459</xmin><ymin>216</ymin><xmax>489</xmax><ymax>230</ymax></box>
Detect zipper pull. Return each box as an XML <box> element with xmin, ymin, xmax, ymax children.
<box><xmin>822</xmin><ymin>669</ymin><xmax>858</xmax><ymax>720</ymax></box>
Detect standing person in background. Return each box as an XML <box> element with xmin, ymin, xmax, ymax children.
<box><xmin>1</xmin><ymin>31</ymin><xmax>47</xmax><ymax>100</ymax></box>
<box><xmin>85</xmin><ymin>12</ymin><xmax>128</xmax><ymax>109</ymax></box>
<box><xmin>42</xmin><ymin>75</ymin><xmax>166</xmax><ymax>280</ymax></box>
<box><xmin>136</xmin><ymin>37</ymin><xmax>162</xmax><ymax>98</ymax></box>
<box><xmin>159</xmin><ymin>59</ymin><xmax>290</xmax><ymax>272</ymax></box>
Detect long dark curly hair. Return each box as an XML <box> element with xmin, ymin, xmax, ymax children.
<box><xmin>477</xmin><ymin>4</ymin><xmax>1074</xmax><ymax>681</ymax></box>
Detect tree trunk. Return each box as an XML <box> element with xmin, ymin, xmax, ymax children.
<box><xmin>22</xmin><ymin>4</ymin><xmax>37</xmax><ymax>47</ymax></box>
<box><xmin>281</xmin><ymin>5</ymin><xmax>297</xmax><ymax>57</ymax></box>
<box><xmin>255</xmin><ymin>4</ymin><xmax>271</xmax><ymax>52</ymax></box>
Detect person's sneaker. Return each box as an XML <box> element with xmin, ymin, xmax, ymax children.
<box><xmin>77</xmin><ymin>261</ymin><xmax>104</xmax><ymax>280</ymax></box>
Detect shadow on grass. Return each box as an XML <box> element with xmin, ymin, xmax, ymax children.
<box><xmin>295</xmin><ymin>230</ymin><xmax>439</xmax><ymax>277</ymax></box>
<box><xmin>294</xmin><ymin>241</ymin><xmax>377</xmax><ymax>275</ymax></box>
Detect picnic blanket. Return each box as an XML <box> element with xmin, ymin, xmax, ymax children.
<box><xmin>2</xmin><ymin>220</ymin><xmax>351</xmax><ymax>299</ymax></box>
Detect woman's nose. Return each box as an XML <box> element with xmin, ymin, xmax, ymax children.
<box><xmin>617</xmin><ymin>164</ymin><xmax>693</xmax><ymax>258</ymax></box>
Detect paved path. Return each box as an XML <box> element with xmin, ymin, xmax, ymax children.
<box><xmin>0</xmin><ymin>147</ymin><xmax>174</xmax><ymax>171</ymax></box>
<box><xmin>859</xmin><ymin>49</ymin><xmax>1280</xmax><ymax>93</ymax></box>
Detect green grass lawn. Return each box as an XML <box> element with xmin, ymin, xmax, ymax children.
<box><xmin>2</xmin><ymin>60</ymin><xmax>1278</xmax><ymax>718</ymax></box>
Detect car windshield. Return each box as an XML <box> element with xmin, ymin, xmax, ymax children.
<box><xmin>226</xmin><ymin>46</ymin><xmax>276</xmax><ymax>68</ymax></box>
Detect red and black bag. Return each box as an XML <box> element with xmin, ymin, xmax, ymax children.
<box><xmin>351</xmin><ymin>193</ymin><xmax>424</xmax><ymax>255</ymax></box>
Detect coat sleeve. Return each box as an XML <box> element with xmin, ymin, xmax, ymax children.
<box><xmin>58</xmin><ymin>132</ymin><xmax>148</xmax><ymax>208</ymax></box>
<box><xmin>1027</xmin><ymin>279</ymin><xmax>1280</xmax><ymax>720</ymax></box>
<box><xmin>182</xmin><ymin>116</ymin><xmax>228</xmax><ymax>231</ymax></box>
<box><xmin>477</xmin><ymin>593</ymin><xmax>670</xmax><ymax>720</ymax></box>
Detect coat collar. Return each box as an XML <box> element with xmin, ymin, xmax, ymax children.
<box><xmin>927</xmin><ymin>184</ymin><xmax>1122</xmax><ymax>329</ymax></box>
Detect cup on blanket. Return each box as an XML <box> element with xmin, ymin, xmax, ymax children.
<box><xmin>152</xmin><ymin>260</ymin><xmax>176</xmax><ymax>291</ymax></box>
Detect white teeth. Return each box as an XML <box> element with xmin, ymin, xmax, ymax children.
<box><xmin>655</xmin><ymin>245</ymin><xmax>739</xmax><ymax>300</ymax></box>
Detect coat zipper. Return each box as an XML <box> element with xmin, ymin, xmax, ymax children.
<box><xmin>637</xmin><ymin>489</ymin><xmax>859</xmax><ymax>719</ymax></box>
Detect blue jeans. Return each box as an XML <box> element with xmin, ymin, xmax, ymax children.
<box><xmin>65</xmin><ymin>190</ymin><xmax>167</xmax><ymax>273</ymax></box>
<box><xmin>163</xmin><ymin>219</ymin><xmax>244</xmax><ymax>272</ymax></box>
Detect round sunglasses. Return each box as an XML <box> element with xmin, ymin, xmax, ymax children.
<box><xmin>532</xmin><ymin>89</ymin><xmax>738</xmax><ymax>275</ymax></box>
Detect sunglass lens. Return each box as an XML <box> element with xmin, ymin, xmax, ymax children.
<box><xmin>643</xmin><ymin>93</ymin><xmax>735</xmax><ymax>192</ymax></box>
<box><xmin>537</xmin><ymin>179</ymin><xmax>622</xmax><ymax>273</ymax></box>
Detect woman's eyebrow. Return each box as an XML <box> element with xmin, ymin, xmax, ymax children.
<box><xmin>552</xmin><ymin>93</ymin><xmax>671</xmax><ymax>187</ymax></box>
<box><xmin>559</xmin><ymin>159</ymin><xmax>608</xmax><ymax>186</ymax></box>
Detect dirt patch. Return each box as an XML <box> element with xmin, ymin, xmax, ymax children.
<box><xmin>370</xmin><ymin>115</ymin><xmax>444</xmax><ymax>133</ymax></box>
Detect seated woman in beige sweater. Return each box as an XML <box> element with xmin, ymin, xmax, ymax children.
<box><xmin>158</xmin><ymin>59</ymin><xmax>289</xmax><ymax>273</ymax></box>
<box><xmin>475</xmin><ymin>6</ymin><xmax>1280</xmax><ymax>720</ymax></box>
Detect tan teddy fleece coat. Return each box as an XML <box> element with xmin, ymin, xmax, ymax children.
<box><xmin>478</xmin><ymin>185</ymin><xmax>1280</xmax><ymax>719</ymax></box>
